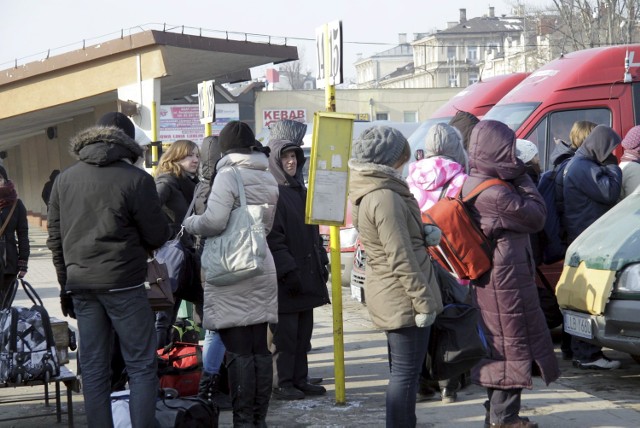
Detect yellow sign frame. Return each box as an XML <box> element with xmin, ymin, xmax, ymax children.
<box><xmin>305</xmin><ymin>111</ymin><xmax>355</xmax><ymax>226</ymax></box>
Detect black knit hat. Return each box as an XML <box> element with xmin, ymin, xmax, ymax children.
<box><xmin>219</xmin><ymin>121</ymin><xmax>257</xmax><ymax>154</ymax></box>
<box><xmin>97</xmin><ymin>112</ymin><xmax>135</xmax><ymax>139</ymax></box>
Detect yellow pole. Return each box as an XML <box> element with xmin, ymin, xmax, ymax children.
<box><xmin>151</xmin><ymin>101</ymin><xmax>159</xmax><ymax>174</ymax></box>
<box><xmin>205</xmin><ymin>122</ymin><xmax>212</xmax><ymax>137</ymax></box>
<box><xmin>324</xmin><ymin>24</ymin><xmax>345</xmax><ymax>405</ymax></box>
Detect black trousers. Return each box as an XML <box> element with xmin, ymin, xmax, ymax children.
<box><xmin>269</xmin><ymin>310</ymin><xmax>314</xmax><ymax>388</ymax></box>
<box><xmin>218</xmin><ymin>322</ymin><xmax>269</xmax><ymax>355</ymax></box>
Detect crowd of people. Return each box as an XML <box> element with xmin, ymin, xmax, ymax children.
<box><xmin>12</xmin><ymin>108</ymin><xmax>632</xmax><ymax>427</ymax></box>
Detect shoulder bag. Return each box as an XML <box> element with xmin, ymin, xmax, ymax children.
<box><xmin>201</xmin><ymin>167</ymin><xmax>269</xmax><ymax>286</ymax></box>
<box><xmin>0</xmin><ymin>201</ymin><xmax>17</xmax><ymax>278</ymax></box>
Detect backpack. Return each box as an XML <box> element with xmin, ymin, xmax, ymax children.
<box><xmin>0</xmin><ymin>278</ymin><xmax>60</xmax><ymax>384</ymax></box>
<box><xmin>423</xmin><ymin>179</ymin><xmax>508</xmax><ymax>280</ymax></box>
<box><xmin>536</xmin><ymin>160</ymin><xmax>569</xmax><ymax>265</ymax></box>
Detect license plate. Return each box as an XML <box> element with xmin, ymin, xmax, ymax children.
<box><xmin>563</xmin><ymin>311</ymin><xmax>593</xmax><ymax>339</ymax></box>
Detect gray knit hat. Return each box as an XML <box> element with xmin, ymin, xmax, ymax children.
<box><xmin>352</xmin><ymin>126</ymin><xmax>409</xmax><ymax>166</ymax></box>
<box><xmin>269</xmin><ymin>120</ymin><xmax>307</xmax><ymax>146</ymax></box>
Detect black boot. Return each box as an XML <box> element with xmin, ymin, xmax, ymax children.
<box><xmin>226</xmin><ymin>352</ymin><xmax>256</xmax><ymax>428</ymax></box>
<box><xmin>254</xmin><ymin>354</ymin><xmax>273</xmax><ymax>428</ymax></box>
<box><xmin>198</xmin><ymin>371</ymin><xmax>232</xmax><ymax>410</ymax></box>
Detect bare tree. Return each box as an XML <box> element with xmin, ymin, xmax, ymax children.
<box><xmin>279</xmin><ymin>47</ymin><xmax>309</xmax><ymax>90</ymax></box>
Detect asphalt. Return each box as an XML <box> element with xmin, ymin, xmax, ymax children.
<box><xmin>1</xmin><ymin>227</ymin><xmax>639</xmax><ymax>427</ymax></box>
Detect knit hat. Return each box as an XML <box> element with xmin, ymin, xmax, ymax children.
<box><xmin>219</xmin><ymin>121</ymin><xmax>257</xmax><ymax>154</ymax></box>
<box><xmin>269</xmin><ymin>120</ymin><xmax>307</xmax><ymax>146</ymax></box>
<box><xmin>97</xmin><ymin>112</ymin><xmax>135</xmax><ymax>139</ymax></box>
<box><xmin>622</xmin><ymin>125</ymin><xmax>640</xmax><ymax>150</ymax></box>
<box><xmin>0</xmin><ymin>166</ymin><xmax>7</xmax><ymax>181</ymax></box>
<box><xmin>515</xmin><ymin>139</ymin><xmax>538</xmax><ymax>164</ymax></box>
<box><xmin>351</xmin><ymin>126</ymin><xmax>409</xmax><ymax>167</ymax></box>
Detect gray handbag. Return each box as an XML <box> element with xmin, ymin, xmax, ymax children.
<box><xmin>201</xmin><ymin>167</ymin><xmax>268</xmax><ymax>286</ymax></box>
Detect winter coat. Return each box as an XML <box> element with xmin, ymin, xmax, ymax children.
<box><xmin>462</xmin><ymin>119</ymin><xmax>559</xmax><ymax>389</ymax></box>
<box><xmin>0</xmin><ymin>199</ymin><xmax>29</xmax><ymax>275</ymax></box>
<box><xmin>47</xmin><ymin>126</ymin><xmax>171</xmax><ymax>292</ymax></box>
<box><xmin>193</xmin><ymin>135</ymin><xmax>222</xmax><ymax>217</ymax></box>
<box><xmin>266</xmin><ymin>140</ymin><xmax>330</xmax><ymax>313</ymax></box>
<box><xmin>155</xmin><ymin>172</ymin><xmax>198</xmax><ymax>246</ymax></box>
<box><xmin>562</xmin><ymin>125</ymin><xmax>622</xmax><ymax>244</ymax></box>
<box><xmin>183</xmin><ymin>152</ymin><xmax>279</xmax><ymax>330</ymax></box>
<box><xmin>407</xmin><ymin>158</ymin><xmax>467</xmax><ymax>211</ymax></box>
<box><xmin>619</xmin><ymin>161</ymin><xmax>640</xmax><ymax>200</ymax></box>
<box><xmin>348</xmin><ymin>161</ymin><xmax>443</xmax><ymax>331</ymax></box>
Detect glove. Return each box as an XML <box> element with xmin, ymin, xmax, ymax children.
<box><xmin>423</xmin><ymin>224</ymin><xmax>442</xmax><ymax>247</ymax></box>
<box><xmin>60</xmin><ymin>292</ymin><xmax>76</xmax><ymax>319</ymax></box>
<box><xmin>415</xmin><ymin>312</ymin><xmax>437</xmax><ymax>328</ymax></box>
<box><xmin>282</xmin><ymin>271</ymin><xmax>302</xmax><ymax>297</ymax></box>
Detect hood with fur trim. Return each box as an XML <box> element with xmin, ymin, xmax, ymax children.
<box><xmin>70</xmin><ymin>126</ymin><xmax>143</xmax><ymax>166</ymax></box>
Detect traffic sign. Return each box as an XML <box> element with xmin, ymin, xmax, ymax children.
<box><xmin>198</xmin><ymin>80</ymin><xmax>215</xmax><ymax>124</ymax></box>
<box><xmin>315</xmin><ymin>20</ymin><xmax>343</xmax><ymax>88</ymax></box>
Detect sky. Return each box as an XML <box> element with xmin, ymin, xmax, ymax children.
<box><xmin>1</xmin><ymin>1</ymin><xmax>548</xmax><ymax>81</ymax></box>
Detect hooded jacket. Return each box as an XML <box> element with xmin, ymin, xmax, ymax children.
<box><xmin>406</xmin><ymin>123</ymin><xmax>469</xmax><ymax>211</ymax></box>
<box><xmin>183</xmin><ymin>151</ymin><xmax>279</xmax><ymax>330</ymax></box>
<box><xmin>462</xmin><ymin>120</ymin><xmax>559</xmax><ymax>389</ymax></box>
<box><xmin>46</xmin><ymin>126</ymin><xmax>171</xmax><ymax>292</ymax></box>
<box><xmin>448</xmin><ymin>110</ymin><xmax>479</xmax><ymax>150</ymax></box>
<box><xmin>348</xmin><ymin>161</ymin><xmax>443</xmax><ymax>331</ymax></box>
<box><xmin>562</xmin><ymin>125</ymin><xmax>622</xmax><ymax>243</ymax></box>
<box><xmin>193</xmin><ymin>136</ymin><xmax>222</xmax><ymax>216</ymax></box>
<box><xmin>266</xmin><ymin>140</ymin><xmax>330</xmax><ymax>313</ymax></box>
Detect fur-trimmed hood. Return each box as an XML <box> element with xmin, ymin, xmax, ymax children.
<box><xmin>70</xmin><ymin>126</ymin><xmax>143</xmax><ymax>166</ymax></box>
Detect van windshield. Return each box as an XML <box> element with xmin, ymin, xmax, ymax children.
<box><xmin>483</xmin><ymin>102</ymin><xmax>541</xmax><ymax>132</ymax></box>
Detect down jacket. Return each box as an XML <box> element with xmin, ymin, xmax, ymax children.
<box><xmin>47</xmin><ymin>126</ymin><xmax>170</xmax><ymax>291</ymax></box>
<box><xmin>462</xmin><ymin>120</ymin><xmax>559</xmax><ymax>389</ymax></box>
<box><xmin>348</xmin><ymin>161</ymin><xmax>443</xmax><ymax>331</ymax></box>
<box><xmin>266</xmin><ymin>140</ymin><xmax>330</xmax><ymax>313</ymax></box>
<box><xmin>183</xmin><ymin>152</ymin><xmax>279</xmax><ymax>330</ymax></box>
<box><xmin>562</xmin><ymin>125</ymin><xmax>622</xmax><ymax>243</ymax></box>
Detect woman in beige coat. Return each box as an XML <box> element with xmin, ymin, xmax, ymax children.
<box><xmin>348</xmin><ymin>126</ymin><xmax>443</xmax><ymax>428</ymax></box>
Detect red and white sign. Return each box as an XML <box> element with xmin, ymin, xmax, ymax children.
<box><xmin>263</xmin><ymin>109</ymin><xmax>307</xmax><ymax>128</ymax></box>
<box><xmin>159</xmin><ymin>105</ymin><xmax>205</xmax><ymax>142</ymax></box>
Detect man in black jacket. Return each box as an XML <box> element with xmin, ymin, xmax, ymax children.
<box><xmin>47</xmin><ymin>112</ymin><xmax>170</xmax><ymax>427</ymax></box>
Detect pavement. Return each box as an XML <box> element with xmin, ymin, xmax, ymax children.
<box><xmin>1</xmin><ymin>227</ymin><xmax>640</xmax><ymax>427</ymax></box>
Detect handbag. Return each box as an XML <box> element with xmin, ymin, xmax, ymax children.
<box><xmin>201</xmin><ymin>167</ymin><xmax>269</xmax><ymax>286</ymax></box>
<box><xmin>155</xmin><ymin>197</ymin><xmax>203</xmax><ymax>303</ymax></box>
<box><xmin>146</xmin><ymin>259</ymin><xmax>175</xmax><ymax>311</ymax></box>
<box><xmin>0</xmin><ymin>201</ymin><xmax>17</xmax><ymax>277</ymax></box>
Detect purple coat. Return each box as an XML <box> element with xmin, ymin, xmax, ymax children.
<box><xmin>462</xmin><ymin>120</ymin><xmax>560</xmax><ymax>389</ymax></box>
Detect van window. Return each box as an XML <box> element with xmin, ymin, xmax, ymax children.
<box><xmin>525</xmin><ymin>108</ymin><xmax>611</xmax><ymax>171</ymax></box>
<box><xmin>484</xmin><ymin>102</ymin><xmax>540</xmax><ymax>131</ymax></box>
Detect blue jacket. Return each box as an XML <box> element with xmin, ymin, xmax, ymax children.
<box><xmin>562</xmin><ymin>125</ymin><xmax>622</xmax><ymax>243</ymax></box>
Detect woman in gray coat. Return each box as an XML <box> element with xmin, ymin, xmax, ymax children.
<box><xmin>184</xmin><ymin>121</ymin><xmax>279</xmax><ymax>427</ymax></box>
<box><xmin>462</xmin><ymin>120</ymin><xmax>559</xmax><ymax>428</ymax></box>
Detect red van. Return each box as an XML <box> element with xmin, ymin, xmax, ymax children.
<box><xmin>484</xmin><ymin>45</ymin><xmax>640</xmax><ymax>169</ymax></box>
<box><xmin>349</xmin><ymin>73</ymin><xmax>530</xmax><ymax>303</ymax></box>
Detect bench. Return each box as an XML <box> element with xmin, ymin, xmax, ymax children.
<box><xmin>0</xmin><ymin>365</ymin><xmax>80</xmax><ymax>427</ymax></box>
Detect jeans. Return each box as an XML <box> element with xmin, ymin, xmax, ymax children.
<box><xmin>74</xmin><ymin>286</ymin><xmax>158</xmax><ymax>428</ymax></box>
<box><xmin>485</xmin><ymin>388</ymin><xmax>522</xmax><ymax>424</ymax></box>
<box><xmin>203</xmin><ymin>329</ymin><xmax>226</xmax><ymax>374</ymax></box>
<box><xmin>385</xmin><ymin>325</ymin><xmax>430</xmax><ymax>428</ymax></box>
<box><xmin>571</xmin><ymin>336</ymin><xmax>603</xmax><ymax>362</ymax></box>
<box><xmin>155</xmin><ymin>298</ymin><xmax>181</xmax><ymax>348</ymax></box>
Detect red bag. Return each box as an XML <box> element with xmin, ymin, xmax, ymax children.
<box><xmin>157</xmin><ymin>342</ymin><xmax>202</xmax><ymax>397</ymax></box>
<box><xmin>423</xmin><ymin>179</ymin><xmax>507</xmax><ymax>280</ymax></box>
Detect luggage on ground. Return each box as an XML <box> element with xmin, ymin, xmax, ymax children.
<box><xmin>157</xmin><ymin>341</ymin><xmax>202</xmax><ymax>397</ymax></box>
<box><xmin>0</xmin><ymin>278</ymin><xmax>60</xmax><ymax>384</ymax></box>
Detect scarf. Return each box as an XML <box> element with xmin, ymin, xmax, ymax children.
<box><xmin>0</xmin><ymin>181</ymin><xmax>18</xmax><ymax>209</ymax></box>
<box><xmin>621</xmin><ymin>149</ymin><xmax>640</xmax><ymax>163</ymax></box>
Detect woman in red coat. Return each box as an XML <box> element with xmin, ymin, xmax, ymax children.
<box><xmin>461</xmin><ymin>120</ymin><xmax>559</xmax><ymax>428</ymax></box>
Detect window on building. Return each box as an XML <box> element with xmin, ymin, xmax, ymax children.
<box><xmin>403</xmin><ymin>111</ymin><xmax>418</xmax><ymax>123</ymax></box>
<box><xmin>447</xmin><ymin>46</ymin><xmax>456</xmax><ymax>60</ymax></box>
<box><xmin>376</xmin><ymin>112</ymin><xmax>389</xmax><ymax>121</ymax></box>
<box><xmin>469</xmin><ymin>73</ymin><xmax>479</xmax><ymax>84</ymax></box>
<box><xmin>467</xmin><ymin>46</ymin><xmax>478</xmax><ymax>62</ymax></box>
